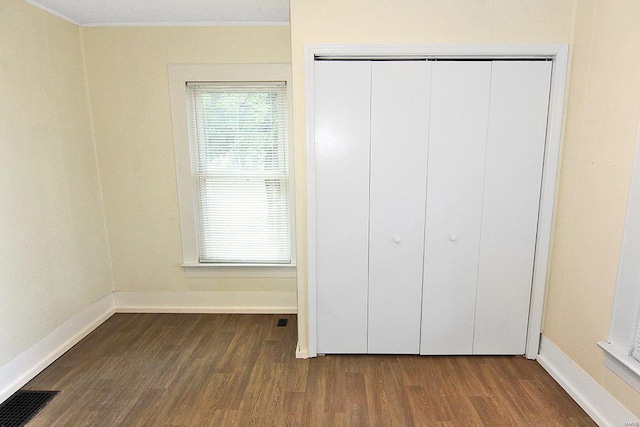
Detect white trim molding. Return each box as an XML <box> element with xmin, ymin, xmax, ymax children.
<box><xmin>114</xmin><ymin>291</ymin><xmax>297</xmax><ymax>313</ymax></box>
<box><xmin>295</xmin><ymin>342</ymin><xmax>310</xmax><ymax>359</ymax></box>
<box><xmin>599</xmin><ymin>341</ymin><xmax>640</xmax><ymax>393</ymax></box>
<box><xmin>181</xmin><ymin>264</ymin><xmax>296</xmax><ymax>278</ymax></box>
<box><xmin>0</xmin><ymin>290</ymin><xmax>297</xmax><ymax>405</ymax></box>
<box><xmin>168</xmin><ymin>63</ymin><xmax>296</xmax><ymax>275</ymax></box>
<box><xmin>538</xmin><ymin>336</ymin><xmax>639</xmax><ymax>427</ymax></box>
<box><xmin>0</xmin><ymin>294</ymin><xmax>116</xmax><ymax>403</ymax></box>
<box><xmin>304</xmin><ymin>43</ymin><xmax>569</xmax><ymax>359</ymax></box>
<box><xmin>601</xmin><ymin>116</ymin><xmax>640</xmax><ymax>394</ymax></box>
<box><xmin>83</xmin><ymin>21</ymin><xmax>290</xmax><ymax>27</ymax></box>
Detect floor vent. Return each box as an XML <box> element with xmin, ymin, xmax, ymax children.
<box><xmin>277</xmin><ymin>318</ymin><xmax>288</xmax><ymax>327</ymax></box>
<box><xmin>0</xmin><ymin>390</ymin><xmax>58</xmax><ymax>427</ymax></box>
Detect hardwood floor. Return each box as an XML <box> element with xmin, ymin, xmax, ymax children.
<box><xmin>23</xmin><ymin>313</ymin><xmax>596</xmax><ymax>426</ymax></box>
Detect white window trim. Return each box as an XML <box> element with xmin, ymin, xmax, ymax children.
<box><xmin>598</xmin><ymin>116</ymin><xmax>640</xmax><ymax>393</ymax></box>
<box><xmin>168</xmin><ymin>63</ymin><xmax>296</xmax><ymax>276</ymax></box>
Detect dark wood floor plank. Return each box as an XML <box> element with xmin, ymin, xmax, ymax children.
<box><xmin>406</xmin><ymin>384</ymin><xmax>453</xmax><ymax>426</ymax></box>
<box><xmin>23</xmin><ymin>313</ymin><xmax>596</xmax><ymax>426</ymax></box>
<box><xmin>344</xmin><ymin>372</ymin><xmax>369</xmax><ymax>427</ymax></box>
<box><xmin>301</xmin><ymin>354</ymin><xmax>329</xmax><ymax>426</ymax></box>
<box><xmin>366</xmin><ymin>357</ymin><xmax>416</xmax><ymax>427</ymax></box>
<box><xmin>274</xmin><ymin>391</ymin><xmax>305</xmax><ymax>427</ymax></box>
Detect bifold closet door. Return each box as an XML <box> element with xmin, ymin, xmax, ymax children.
<box><xmin>421</xmin><ymin>60</ymin><xmax>552</xmax><ymax>355</ymax></box>
<box><xmin>368</xmin><ymin>61</ymin><xmax>430</xmax><ymax>354</ymax></box>
<box><xmin>315</xmin><ymin>60</ymin><xmax>430</xmax><ymax>354</ymax></box>
<box><xmin>315</xmin><ymin>61</ymin><xmax>371</xmax><ymax>353</ymax></box>
<box><xmin>315</xmin><ymin>59</ymin><xmax>551</xmax><ymax>356</ymax></box>
<box><xmin>421</xmin><ymin>61</ymin><xmax>492</xmax><ymax>355</ymax></box>
<box><xmin>472</xmin><ymin>60</ymin><xmax>552</xmax><ymax>354</ymax></box>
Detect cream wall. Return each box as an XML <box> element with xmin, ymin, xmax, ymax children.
<box><xmin>0</xmin><ymin>0</ymin><xmax>113</xmax><ymax>366</ymax></box>
<box><xmin>290</xmin><ymin>0</ymin><xmax>639</xmax><ymax>417</ymax></box>
<box><xmin>81</xmin><ymin>26</ymin><xmax>296</xmax><ymax>307</ymax></box>
<box><xmin>544</xmin><ymin>0</ymin><xmax>640</xmax><ymax>416</ymax></box>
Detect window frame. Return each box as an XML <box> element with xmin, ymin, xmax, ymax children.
<box><xmin>168</xmin><ymin>63</ymin><xmax>296</xmax><ymax>277</ymax></box>
<box><xmin>598</xmin><ymin>117</ymin><xmax>640</xmax><ymax>393</ymax></box>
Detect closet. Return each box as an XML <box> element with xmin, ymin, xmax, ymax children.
<box><xmin>313</xmin><ymin>59</ymin><xmax>552</xmax><ymax>355</ymax></box>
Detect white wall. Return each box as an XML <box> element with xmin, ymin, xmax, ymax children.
<box><xmin>0</xmin><ymin>0</ymin><xmax>113</xmax><ymax>367</ymax></box>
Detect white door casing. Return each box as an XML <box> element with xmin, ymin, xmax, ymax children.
<box><xmin>305</xmin><ymin>44</ymin><xmax>569</xmax><ymax>359</ymax></box>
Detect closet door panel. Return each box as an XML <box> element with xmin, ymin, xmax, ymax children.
<box><xmin>315</xmin><ymin>61</ymin><xmax>372</xmax><ymax>353</ymax></box>
<box><xmin>421</xmin><ymin>61</ymin><xmax>492</xmax><ymax>355</ymax></box>
<box><xmin>473</xmin><ymin>61</ymin><xmax>552</xmax><ymax>354</ymax></box>
<box><xmin>368</xmin><ymin>61</ymin><xmax>431</xmax><ymax>354</ymax></box>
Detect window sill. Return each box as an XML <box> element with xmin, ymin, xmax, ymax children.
<box><xmin>181</xmin><ymin>263</ymin><xmax>296</xmax><ymax>278</ymax></box>
<box><xmin>598</xmin><ymin>341</ymin><xmax>640</xmax><ymax>393</ymax></box>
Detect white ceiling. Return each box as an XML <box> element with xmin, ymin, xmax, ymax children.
<box><xmin>26</xmin><ymin>0</ymin><xmax>289</xmax><ymax>26</ymax></box>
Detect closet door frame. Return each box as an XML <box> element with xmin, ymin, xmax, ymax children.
<box><xmin>304</xmin><ymin>44</ymin><xmax>569</xmax><ymax>360</ymax></box>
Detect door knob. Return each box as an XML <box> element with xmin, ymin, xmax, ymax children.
<box><xmin>449</xmin><ymin>234</ymin><xmax>457</xmax><ymax>241</ymax></box>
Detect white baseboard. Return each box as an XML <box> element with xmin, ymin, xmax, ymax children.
<box><xmin>0</xmin><ymin>293</ymin><xmax>116</xmax><ymax>403</ymax></box>
<box><xmin>295</xmin><ymin>341</ymin><xmax>310</xmax><ymax>359</ymax></box>
<box><xmin>113</xmin><ymin>291</ymin><xmax>297</xmax><ymax>314</ymax></box>
<box><xmin>537</xmin><ymin>335</ymin><xmax>639</xmax><ymax>426</ymax></box>
<box><xmin>0</xmin><ymin>290</ymin><xmax>297</xmax><ymax>405</ymax></box>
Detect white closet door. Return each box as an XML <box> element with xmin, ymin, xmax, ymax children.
<box><xmin>421</xmin><ymin>61</ymin><xmax>492</xmax><ymax>355</ymax></box>
<box><xmin>368</xmin><ymin>61</ymin><xmax>431</xmax><ymax>354</ymax></box>
<box><xmin>473</xmin><ymin>61</ymin><xmax>552</xmax><ymax>354</ymax></box>
<box><xmin>315</xmin><ymin>61</ymin><xmax>372</xmax><ymax>353</ymax></box>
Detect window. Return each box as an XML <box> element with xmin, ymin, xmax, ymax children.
<box><xmin>169</xmin><ymin>64</ymin><xmax>295</xmax><ymax>274</ymax></box>
<box><xmin>634</xmin><ymin>320</ymin><xmax>640</xmax><ymax>362</ymax></box>
<box><xmin>598</xmin><ymin>118</ymin><xmax>640</xmax><ymax>392</ymax></box>
<box><xmin>187</xmin><ymin>83</ymin><xmax>290</xmax><ymax>263</ymax></box>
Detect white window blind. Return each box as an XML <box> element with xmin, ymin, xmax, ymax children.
<box><xmin>187</xmin><ymin>82</ymin><xmax>290</xmax><ymax>264</ymax></box>
<box><xmin>634</xmin><ymin>311</ymin><xmax>640</xmax><ymax>361</ymax></box>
